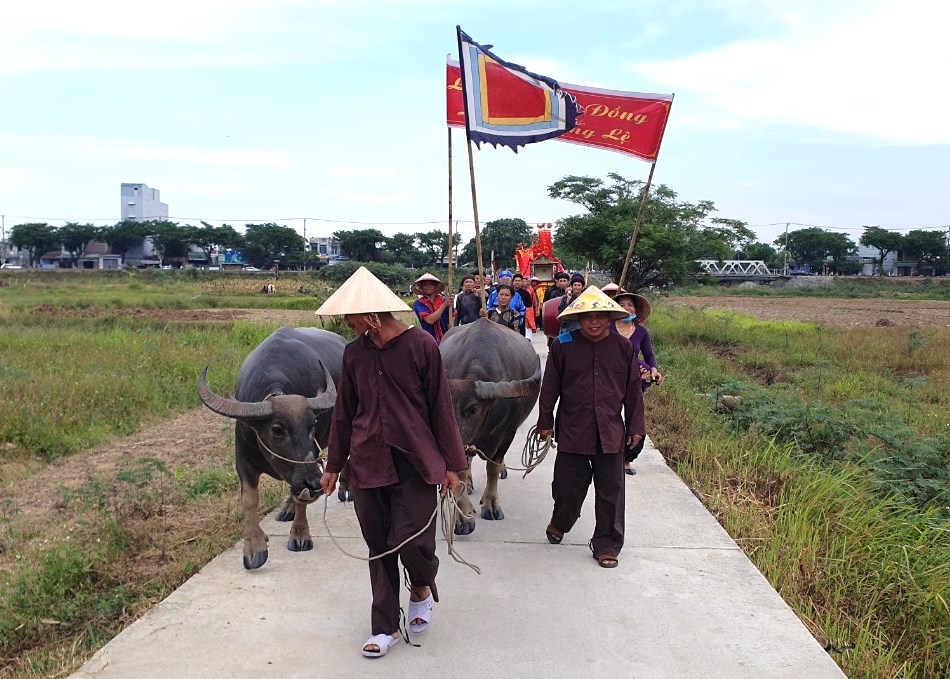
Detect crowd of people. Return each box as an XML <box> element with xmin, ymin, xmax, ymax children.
<box><xmin>315</xmin><ymin>265</ymin><xmax>664</xmax><ymax>658</ymax></box>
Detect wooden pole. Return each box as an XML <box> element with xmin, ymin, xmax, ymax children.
<box><xmin>465</xmin><ymin>138</ymin><xmax>487</xmax><ymax>310</ymax></box>
<box><xmin>618</xmin><ymin>161</ymin><xmax>657</xmax><ymax>290</ymax></box>
<box><xmin>446</xmin><ymin>128</ymin><xmax>454</xmax><ymax>296</ymax></box>
<box><xmin>618</xmin><ymin>93</ymin><xmax>674</xmax><ymax>291</ymax></box>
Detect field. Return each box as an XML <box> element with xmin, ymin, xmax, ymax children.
<box><xmin>1</xmin><ymin>270</ymin><xmax>948</xmax><ymax>678</ymax></box>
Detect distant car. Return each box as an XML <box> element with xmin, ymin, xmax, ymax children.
<box><xmin>1</xmin><ymin>263</ymin><xmax>24</xmax><ymax>270</ymax></box>
<box><xmin>243</xmin><ymin>266</ymin><xmax>260</xmax><ymax>272</ymax></box>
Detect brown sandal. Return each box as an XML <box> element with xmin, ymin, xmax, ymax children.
<box><xmin>588</xmin><ymin>539</ymin><xmax>618</xmax><ymax>568</ymax></box>
<box><xmin>545</xmin><ymin>525</ymin><xmax>563</xmax><ymax>545</ymax></box>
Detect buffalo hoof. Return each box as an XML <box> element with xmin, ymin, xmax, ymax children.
<box><xmin>276</xmin><ymin>508</ymin><xmax>295</xmax><ymax>522</ymax></box>
<box><xmin>500</xmin><ymin>468</ymin><xmax>508</xmax><ymax>480</ymax></box>
<box><xmin>454</xmin><ymin>518</ymin><xmax>476</xmax><ymax>536</ymax></box>
<box><xmin>337</xmin><ymin>488</ymin><xmax>353</xmax><ymax>502</ymax></box>
<box><xmin>287</xmin><ymin>536</ymin><xmax>314</xmax><ymax>552</ymax></box>
<box><xmin>243</xmin><ymin>550</ymin><xmax>269</xmax><ymax>570</ymax></box>
<box><xmin>480</xmin><ymin>506</ymin><xmax>505</xmax><ymax>521</ymax></box>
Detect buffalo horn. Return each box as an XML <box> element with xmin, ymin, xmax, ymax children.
<box><xmin>307</xmin><ymin>361</ymin><xmax>337</xmax><ymax>412</ymax></box>
<box><xmin>474</xmin><ymin>362</ymin><xmax>542</xmax><ymax>400</ymax></box>
<box><xmin>197</xmin><ymin>366</ymin><xmax>274</xmax><ymax>420</ymax></box>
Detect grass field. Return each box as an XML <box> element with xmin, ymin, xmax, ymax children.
<box><xmin>0</xmin><ymin>270</ymin><xmax>947</xmax><ymax>677</ymax></box>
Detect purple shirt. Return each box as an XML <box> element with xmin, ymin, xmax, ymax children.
<box><xmin>537</xmin><ymin>331</ymin><xmax>645</xmax><ymax>455</ymax></box>
<box><xmin>327</xmin><ymin>327</ymin><xmax>468</xmax><ymax>489</ymax></box>
<box><xmin>623</xmin><ymin>323</ymin><xmax>656</xmax><ymax>369</ymax></box>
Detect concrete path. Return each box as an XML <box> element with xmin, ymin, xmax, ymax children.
<box><xmin>71</xmin><ymin>334</ymin><xmax>845</xmax><ymax>679</ymax></box>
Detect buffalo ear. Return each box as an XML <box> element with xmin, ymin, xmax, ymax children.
<box><xmin>474</xmin><ymin>363</ymin><xmax>542</xmax><ymax>400</ymax></box>
<box><xmin>307</xmin><ymin>362</ymin><xmax>337</xmax><ymax>412</ymax></box>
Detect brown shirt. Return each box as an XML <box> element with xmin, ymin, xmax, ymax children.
<box><xmin>327</xmin><ymin>327</ymin><xmax>468</xmax><ymax>489</ymax></box>
<box><xmin>537</xmin><ymin>330</ymin><xmax>645</xmax><ymax>455</ymax></box>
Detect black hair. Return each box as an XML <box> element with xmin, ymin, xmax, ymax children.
<box><xmin>495</xmin><ymin>284</ymin><xmax>515</xmax><ymax>297</ymax></box>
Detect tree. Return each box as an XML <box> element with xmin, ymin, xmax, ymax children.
<box><xmin>774</xmin><ymin>227</ymin><xmax>856</xmax><ymax>271</ymax></box>
<box><xmin>384</xmin><ymin>232</ymin><xmax>424</xmax><ymax>267</ymax></box>
<box><xmin>333</xmin><ymin>228</ymin><xmax>387</xmax><ymax>262</ymax></box>
<box><xmin>149</xmin><ymin>221</ymin><xmax>191</xmax><ymax>265</ymax></box>
<box><xmin>190</xmin><ymin>222</ymin><xmax>245</xmax><ymax>265</ymax></box>
<box><xmin>860</xmin><ymin>226</ymin><xmax>904</xmax><ymax>275</ymax></box>
<box><xmin>738</xmin><ymin>242</ymin><xmax>781</xmax><ymax>267</ymax></box>
<box><xmin>58</xmin><ymin>222</ymin><xmax>99</xmax><ymax>268</ymax></box>
<box><xmin>244</xmin><ymin>223</ymin><xmax>306</xmax><ymax>269</ymax></box>
<box><xmin>101</xmin><ymin>220</ymin><xmax>151</xmax><ymax>260</ymax></box>
<box><xmin>902</xmin><ymin>230</ymin><xmax>947</xmax><ymax>273</ymax></box>
<box><xmin>549</xmin><ymin>174</ymin><xmax>748</xmax><ymax>290</ymax></box>
<box><xmin>416</xmin><ymin>229</ymin><xmax>455</xmax><ymax>267</ymax></box>
<box><xmin>9</xmin><ymin>223</ymin><xmax>59</xmax><ymax>267</ymax></box>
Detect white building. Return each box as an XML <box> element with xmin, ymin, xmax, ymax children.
<box><xmin>120</xmin><ymin>183</ymin><xmax>169</xmax><ymax>263</ymax></box>
<box><xmin>309</xmin><ymin>236</ymin><xmax>341</xmax><ymax>258</ymax></box>
<box><xmin>121</xmin><ymin>183</ymin><xmax>168</xmax><ymax>221</ymax></box>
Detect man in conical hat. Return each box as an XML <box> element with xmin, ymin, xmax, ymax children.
<box><xmin>316</xmin><ymin>266</ymin><xmax>467</xmax><ymax>658</ymax></box>
<box><xmin>411</xmin><ymin>272</ymin><xmax>453</xmax><ymax>344</ymax></box>
<box><xmin>535</xmin><ymin>285</ymin><xmax>645</xmax><ymax>569</ymax></box>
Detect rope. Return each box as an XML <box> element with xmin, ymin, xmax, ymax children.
<box><xmin>239</xmin><ymin>422</ymin><xmax>326</xmax><ymax>467</ymax></box>
<box><xmin>321</xmin><ymin>488</ymin><xmax>481</xmax><ymax>575</ymax></box>
<box><xmin>464</xmin><ymin>426</ymin><xmax>554</xmax><ymax>478</ymax></box>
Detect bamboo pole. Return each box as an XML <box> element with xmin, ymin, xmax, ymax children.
<box><xmin>446</xmin><ymin>128</ymin><xmax>455</xmax><ymax>296</ymax></box>
<box><xmin>619</xmin><ymin>161</ymin><xmax>657</xmax><ymax>289</ymax></box>
<box><xmin>618</xmin><ymin>94</ymin><xmax>674</xmax><ymax>291</ymax></box>
<box><xmin>465</xmin><ymin>138</ymin><xmax>487</xmax><ymax>310</ymax></box>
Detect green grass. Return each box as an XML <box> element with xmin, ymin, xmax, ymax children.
<box><xmin>674</xmin><ymin>275</ymin><xmax>950</xmax><ymax>300</ymax></box>
<box><xmin>647</xmin><ymin>303</ymin><xmax>950</xmax><ymax>677</ymax></box>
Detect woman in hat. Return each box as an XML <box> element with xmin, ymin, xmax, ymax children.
<box><xmin>536</xmin><ymin>286</ymin><xmax>645</xmax><ymax>569</ymax></box>
<box><xmin>411</xmin><ymin>272</ymin><xmax>453</xmax><ymax>344</ymax></box>
<box><xmin>614</xmin><ymin>291</ymin><xmax>664</xmax><ymax>475</ymax></box>
<box><xmin>317</xmin><ymin>267</ymin><xmax>467</xmax><ymax>657</ymax></box>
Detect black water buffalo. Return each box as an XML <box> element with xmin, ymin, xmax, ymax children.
<box><xmin>197</xmin><ymin>326</ymin><xmax>345</xmax><ymax>569</ymax></box>
<box><xmin>440</xmin><ymin>318</ymin><xmax>541</xmax><ymax>534</ymax></box>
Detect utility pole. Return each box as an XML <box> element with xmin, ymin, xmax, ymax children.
<box><xmin>1</xmin><ymin>214</ymin><xmax>5</xmax><ymax>264</ymax></box>
<box><xmin>782</xmin><ymin>222</ymin><xmax>790</xmax><ymax>276</ymax></box>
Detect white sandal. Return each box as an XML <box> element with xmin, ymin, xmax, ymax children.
<box><xmin>362</xmin><ymin>633</ymin><xmax>399</xmax><ymax>658</ymax></box>
<box><xmin>407</xmin><ymin>594</ymin><xmax>433</xmax><ymax>633</ymax></box>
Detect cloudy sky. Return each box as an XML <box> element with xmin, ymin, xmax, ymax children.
<box><xmin>1</xmin><ymin>0</ymin><xmax>947</xmax><ymax>248</ymax></box>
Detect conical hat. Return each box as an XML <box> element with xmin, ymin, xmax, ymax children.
<box><xmin>315</xmin><ymin>266</ymin><xmax>409</xmax><ymax>315</ymax></box>
<box><xmin>613</xmin><ymin>291</ymin><xmax>651</xmax><ymax>322</ymax></box>
<box><xmin>411</xmin><ymin>272</ymin><xmax>446</xmax><ymax>296</ymax></box>
<box><xmin>557</xmin><ymin>285</ymin><xmax>628</xmax><ymax>321</ymax></box>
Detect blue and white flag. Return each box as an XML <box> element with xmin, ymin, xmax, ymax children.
<box><xmin>456</xmin><ymin>26</ymin><xmax>580</xmax><ymax>152</ymax></box>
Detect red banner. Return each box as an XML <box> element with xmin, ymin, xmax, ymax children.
<box><xmin>447</xmin><ymin>60</ymin><xmax>672</xmax><ymax>162</ymax></box>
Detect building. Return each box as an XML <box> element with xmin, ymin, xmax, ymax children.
<box><xmin>120</xmin><ymin>183</ymin><xmax>169</xmax><ymax>265</ymax></box>
<box><xmin>121</xmin><ymin>183</ymin><xmax>168</xmax><ymax>222</ymax></box>
<box><xmin>855</xmin><ymin>245</ymin><xmax>898</xmax><ymax>276</ymax></box>
<box><xmin>308</xmin><ymin>236</ymin><xmax>341</xmax><ymax>258</ymax></box>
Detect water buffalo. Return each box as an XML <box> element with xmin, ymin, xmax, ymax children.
<box><xmin>197</xmin><ymin>326</ymin><xmax>345</xmax><ymax>569</ymax></box>
<box><xmin>440</xmin><ymin>318</ymin><xmax>541</xmax><ymax>534</ymax></box>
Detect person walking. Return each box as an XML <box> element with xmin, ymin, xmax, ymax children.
<box><xmin>614</xmin><ymin>291</ymin><xmax>663</xmax><ymax>475</ymax></box>
<box><xmin>316</xmin><ymin>266</ymin><xmax>467</xmax><ymax>658</ymax></box>
<box><xmin>454</xmin><ymin>274</ymin><xmax>486</xmax><ymax>326</ymax></box>
<box><xmin>536</xmin><ymin>285</ymin><xmax>645</xmax><ymax>569</ymax></box>
<box><xmin>411</xmin><ymin>272</ymin><xmax>453</xmax><ymax>344</ymax></box>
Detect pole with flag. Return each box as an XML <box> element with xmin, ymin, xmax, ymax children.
<box><xmin>455</xmin><ymin>26</ymin><xmax>580</xmax><ymax>309</ymax></box>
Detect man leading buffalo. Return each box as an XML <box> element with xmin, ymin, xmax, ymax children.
<box><xmin>536</xmin><ymin>285</ymin><xmax>645</xmax><ymax>569</ymax></box>
<box><xmin>316</xmin><ymin>266</ymin><xmax>467</xmax><ymax>657</ymax></box>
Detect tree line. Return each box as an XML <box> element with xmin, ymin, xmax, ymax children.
<box><xmin>7</xmin><ymin>221</ymin><xmax>314</xmax><ymax>269</ymax></box>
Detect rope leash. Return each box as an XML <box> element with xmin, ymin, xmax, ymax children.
<box><xmin>240</xmin><ymin>422</ymin><xmax>326</xmax><ymax>467</ymax></box>
<box><xmin>321</xmin><ymin>488</ymin><xmax>481</xmax><ymax>575</ymax></box>
<box><xmin>465</xmin><ymin>426</ymin><xmax>554</xmax><ymax>478</ymax></box>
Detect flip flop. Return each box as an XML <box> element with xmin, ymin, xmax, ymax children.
<box><xmin>407</xmin><ymin>594</ymin><xmax>433</xmax><ymax>633</ymax></box>
<box><xmin>362</xmin><ymin>633</ymin><xmax>399</xmax><ymax>658</ymax></box>
<box><xmin>545</xmin><ymin>525</ymin><xmax>563</xmax><ymax>545</ymax></box>
<box><xmin>588</xmin><ymin>539</ymin><xmax>619</xmax><ymax>568</ymax></box>
<box><xmin>624</xmin><ymin>467</ymin><xmax>637</xmax><ymax>475</ymax></box>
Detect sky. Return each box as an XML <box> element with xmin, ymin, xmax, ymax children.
<box><xmin>1</xmin><ymin>0</ymin><xmax>948</xmax><ymax>250</ymax></box>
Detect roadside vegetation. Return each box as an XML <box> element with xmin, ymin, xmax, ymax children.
<box><xmin>674</xmin><ymin>275</ymin><xmax>950</xmax><ymax>300</ymax></box>
<box><xmin>647</xmin><ymin>304</ymin><xmax>949</xmax><ymax>678</ymax></box>
<box><xmin>1</xmin><ymin>271</ymin><xmax>947</xmax><ymax>677</ymax></box>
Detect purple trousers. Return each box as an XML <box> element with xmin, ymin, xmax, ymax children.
<box><xmin>549</xmin><ymin>450</ymin><xmax>625</xmax><ymax>558</ymax></box>
<box><xmin>352</xmin><ymin>467</ymin><xmax>439</xmax><ymax>636</ymax></box>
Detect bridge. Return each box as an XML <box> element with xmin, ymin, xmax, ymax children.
<box><xmin>696</xmin><ymin>259</ymin><xmax>779</xmax><ymax>283</ymax></box>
